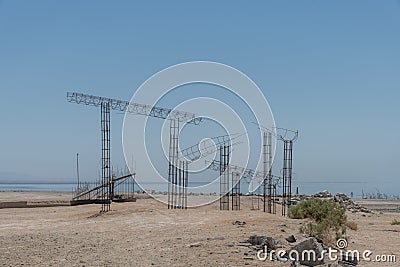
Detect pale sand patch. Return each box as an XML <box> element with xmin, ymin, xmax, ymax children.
<box><xmin>0</xmin><ymin>191</ymin><xmax>399</xmax><ymax>266</ymax></box>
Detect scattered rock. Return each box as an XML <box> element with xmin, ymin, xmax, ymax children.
<box><xmin>313</xmin><ymin>190</ymin><xmax>332</xmax><ymax>198</ymax></box>
<box><xmin>285</xmin><ymin>235</ymin><xmax>297</xmax><ymax>243</ymax></box>
<box><xmin>207</xmin><ymin>237</ymin><xmax>225</xmax><ymax>241</ymax></box>
<box><xmin>188</xmin><ymin>242</ymin><xmax>202</xmax><ymax>248</ymax></box>
<box><xmin>237</xmin><ymin>242</ymin><xmax>252</xmax><ymax>247</ymax></box>
<box><xmin>247</xmin><ymin>235</ymin><xmax>281</xmax><ymax>250</ymax></box>
<box><xmin>247</xmin><ymin>236</ymin><xmax>265</xmax><ymax>245</ymax></box>
<box><xmin>289</xmin><ymin>237</ymin><xmax>325</xmax><ymax>266</ymax></box>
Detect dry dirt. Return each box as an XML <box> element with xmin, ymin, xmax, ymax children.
<box><xmin>0</xmin><ymin>192</ymin><xmax>399</xmax><ymax>266</ymax></box>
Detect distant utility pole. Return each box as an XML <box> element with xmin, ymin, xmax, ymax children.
<box><xmin>76</xmin><ymin>153</ymin><xmax>80</xmax><ymax>188</ymax></box>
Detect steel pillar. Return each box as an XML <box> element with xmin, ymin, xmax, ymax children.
<box><xmin>100</xmin><ymin>102</ymin><xmax>111</xmax><ymax>212</ymax></box>
<box><xmin>219</xmin><ymin>145</ymin><xmax>230</xmax><ymax>210</ymax></box>
<box><xmin>282</xmin><ymin>140</ymin><xmax>293</xmax><ymax>216</ymax></box>
<box><xmin>231</xmin><ymin>172</ymin><xmax>240</xmax><ymax>210</ymax></box>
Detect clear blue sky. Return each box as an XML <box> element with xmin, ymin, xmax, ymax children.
<box><xmin>0</xmin><ymin>1</ymin><xmax>399</xmax><ymax>195</ymax></box>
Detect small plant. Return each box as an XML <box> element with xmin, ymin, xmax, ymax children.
<box><xmin>289</xmin><ymin>199</ymin><xmax>350</xmax><ymax>244</ymax></box>
<box><xmin>391</xmin><ymin>219</ymin><xmax>400</xmax><ymax>225</ymax></box>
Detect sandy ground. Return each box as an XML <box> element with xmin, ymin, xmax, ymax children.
<box><xmin>0</xmin><ymin>192</ymin><xmax>399</xmax><ymax>266</ymax></box>
<box><xmin>0</xmin><ymin>191</ymin><xmax>71</xmax><ymax>203</ymax></box>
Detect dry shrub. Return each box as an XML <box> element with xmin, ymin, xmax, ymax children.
<box><xmin>289</xmin><ymin>199</ymin><xmax>352</xmax><ymax>245</ymax></box>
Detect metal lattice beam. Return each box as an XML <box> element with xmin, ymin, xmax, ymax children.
<box><xmin>67</xmin><ymin>92</ymin><xmax>202</xmax><ymax>125</ymax></box>
<box><xmin>207</xmin><ymin>160</ymin><xmax>281</xmax><ymax>187</ymax></box>
<box><xmin>180</xmin><ymin>133</ymin><xmax>245</xmax><ymax>162</ymax></box>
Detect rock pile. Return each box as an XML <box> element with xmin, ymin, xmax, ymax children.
<box><xmin>333</xmin><ymin>193</ymin><xmax>371</xmax><ymax>213</ymax></box>
<box><xmin>292</xmin><ymin>190</ymin><xmax>372</xmax><ymax>213</ymax></box>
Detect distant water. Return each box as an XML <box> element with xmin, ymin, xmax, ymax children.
<box><xmin>0</xmin><ymin>181</ymin><xmax>397</xmax><ymax>198</ymax></box>
<box><xmin>293</xmin><ymin>181</ymin><xmax>400</xmax><ymax>198</ymax></box>
<box><xmin>0</xmin><ymin>183</ymin><xmax>77</xmax><ymax>191</ymax></box>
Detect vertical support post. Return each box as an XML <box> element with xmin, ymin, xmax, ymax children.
<box><xmin>282</xmin><ymin>140</ymin><xmax>293</xmax><ymax>216</ymax></box>
<box><xmin>100</xmin><ymin>102</ymin><xmax>111</xmax><ymax>212</ymax></box>
<box><xmin>288</xmin><ymin>140</ymin><xmax>293</xmax><ymax>209</ymax></box>
<box><xmin>184</xmin><ymin>161</ymin><xmax>189</xmax><ymax>209</ymax></box>
<box><xmin>219</xmin><ymin>146</ymin><xmax>222</xmax><ymax>210</ymax></box>
<box><xmin>272</xmin><ymin>183</ymin><xmax>277</xmax><ymax>214</ymax></box>
<box><xmin>76</xmin><ymin>153</ymin><xmax>80</xmax><ymax>191</ymax></box>
<box><xmin>263</xmin><ymin>132</ymin><xmax>273</xmax><ymax>213</ymax></box>
<box><xmin>168</xmin><ymin>119</ymin><xmax>179</xmax><ymax>209</ymax></box>
<box><xmin>178</xmin><ymin>160</ymin><xmax>188</xmax><ymax>209</ymax></box>
<box><xmin>263</xmin><ymin>132</ymin><xmax>267</xmax><ymax>212</ymax></box>
<box><xmin>219</xmin><ymin>145</ymin><xmax>230</xmax><ymax>210</ymax></box>
<box><xmin>231</xmin><ymin>172</ymin><xmax>240</xmax><ymax>210</ymax></box>
<box><xmin>282</xmin><ymin>141</ymin><xmax>287</xmax><ymax>216</ymax></box>
<box><xmin>132</xmin><ymin>173</ymin><xmax>135</xmax><ymax>199</ymax></box>
<box><xmin>224</xmin><ymin>146</ymin><xmax>230</xmax><ymax>210</ymax></box>
<box><xmin>178</xmin><ymin>160</ymin><xmax>184</xmax><ymax>209</ymax></box>
<box><xmin>251</xmin><ymin>181</ymin><xmax>260</xmax><ymax>210</ymax></box>
<box><xmin>174</xmin><ymin>120</ymin><xmax>179</xmax><ymax>209</ymax></box>
<box><xmin>168</xmin><ymin>122</ymin><xmax>172</xmax><ymax>209</ymax></box>
<box><xmin>267</xmin><ymin>132</ymin><xmax>273</xmax><ymax>213</ymax></box>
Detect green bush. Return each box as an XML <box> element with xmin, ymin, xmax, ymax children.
<box><xmin>289</xmin><ymin>199</ymin><xmax>348</xmax><ymax>244</ymax></box>
<box><xmin>391</xmin><ymin>219</ymin><xmax>400</xmax><ymax>225</ymax></box>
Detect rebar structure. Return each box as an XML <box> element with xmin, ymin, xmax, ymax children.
<box><xmin>168</xmin><ymin>120</ymin><xmax>179</xmax><ymax>209</ymax></box>
<box><xmin>72</xmin><ymin>173</ymin><xmax>135</xmax><ymax>202</ymax></box>
<box><xmin>251</xmin><ymin>185</ymin><xmax>260</xmax><ymax>210</ymax></box>
<box><xmin>207</xmin><ymin>158</ymin><xmax>283</xmax><ymax>214</ymax></box>
<box><xmin>167</xmin><ymin>120</ymin><xmax>189</xmax><ymax>209</ymax></box>
<box><xmin>178</xmin><ymin>160</ymin><xmax>182</xmax><ymax>208</ymax></box>
<box><xmin>101</xmin><ymin>102</ymin><xmax>111</xmax><ymax>212</ymax></box>
<box><xmin>171</xmin><ymin>160</ymin><xmax>188</xmax><ymax>208</ymax></box>
<box><xmin>67</xmin><ymin>92</ymin><xmax>200</xmax><ymax>211</ymax></box>
<box><xmin>113</xmin><ymin>174</ymin><xmax>135</xmax><ymax>201</ymax></box>
<box><xmin>263</xmin><ymin>131</ymin><xmax>274</xmax><ymax>213</ymax></box>
<box><xmin>219</xmin><ymin>145</ymin><xmax>230</xmax><ymax>210</ymax></box>
<box><xmin>272</xmin><ymin>182</ymin><xmax>277</xmax><ymax>214</ymax></box>
<box><xmin>179</xmin><ymin>134</ymin><xmax>235</xmax><ymax>162</ymax></box>
<box><xmin>67</xmin><ymin>92</ymin><xmax>202</xmax><ymax>125</ymax></box>
<box><xmin>281</xmin><ymin>140</ymin><xmax>293</xmax><ymax>216</ymax></box>
<box><xmin>269</xmin><ymin>135</ymin><xmax>276</xmax><ymax>213</ymax></box>
<box><xmin>278</xmin><ymin>129</ymin><xmax>298</xmax><ymax>216</ymax></box>
<box><xmin>183</xmin><ymin>161</ymin><xmax>188</xmax><ymax>209</ymax></box>
<box><xmin>231</xmin><ymin>172</ymin><xmax>240</xmax><ymax>210</ymax></box>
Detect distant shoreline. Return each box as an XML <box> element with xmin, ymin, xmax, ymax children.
<box><xmin>0</xmin><ymin>182</ymin><xmax>76</xmax><ymax>184</ymax></box>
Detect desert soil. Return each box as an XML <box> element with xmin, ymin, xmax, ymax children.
<box><xmin>0</xmin><ymin>192</ymin><xmax>399</xmax><ymax>266</ymax></box>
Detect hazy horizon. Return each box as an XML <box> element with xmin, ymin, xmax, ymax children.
<box><xmin>1</xmin><ymin>1</ymin><xmax>399</xmax><ymax>196</ymax></box>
